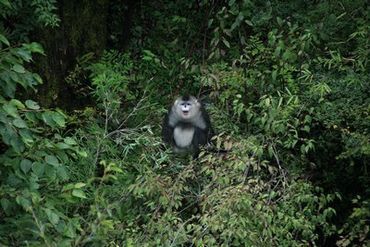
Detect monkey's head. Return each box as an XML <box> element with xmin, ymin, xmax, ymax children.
<box><xmin>173</xmin><ymin>95</ymin><xmax>201</xmax><ymax>121</ymax></box>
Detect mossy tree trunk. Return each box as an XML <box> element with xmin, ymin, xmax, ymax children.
<box><xmin>34</xmin><ymin>0</ymin><xmax>137</xmax><ymax>108</ymax></box>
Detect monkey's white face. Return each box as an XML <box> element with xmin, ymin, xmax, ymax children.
<box><xmin>180</xmin><ymin>102</ymin><xmax>192</xmax><ymax>117</ymax></box>
<box><xmin>174</xmin><ymin>97</ymin><xmax>200</xmax><ymax>121</ymax></box>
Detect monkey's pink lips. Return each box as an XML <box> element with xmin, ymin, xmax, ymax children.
<box><xmin>182</xmin><ymin>111</ymin><xmax>189</xmax><ymax>116</ymax></box>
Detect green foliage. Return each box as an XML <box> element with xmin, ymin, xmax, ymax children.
<box><xmin>0</xmin><ymin>0</ymin><xmax>60</xmax><ymax>41</ymax></box>
<box><xmin>337</xmin><ymin>198</ymin><xmax>370</xmax><ymax>247</ymax></box>
<box><xmin>89</xmin><ymin>51</ymin><xmax>135</xmax><ymax>127</ymax></box>
<box><xmin>0</xmin><ymin>35</ymin><xmax>86</xmax><ymax>245</ymax></box>
<box><xmin>0</xmin><ymin>40</ymin><xmax>44</xmax><ymax>98</ymax></box>
<box><xmin>0</xmin><ymin>0</ymin><xmax>369</xmax><ymax>246</ymax></box>
<box><xmin>124</xmin><ymin>135</ymin><xmax>337</xmax><ymax>246</ymax></box>
<box><xmin>31</xmin><ymin>0</ymin><xmax>60</xmax><ymax>27</ymax></box>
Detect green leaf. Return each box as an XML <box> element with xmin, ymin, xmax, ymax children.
<box><xmin>1</xmin><ymin>125</ymin><xmax>16</xmax><ymax>145</ymax></box>
<box><xmin>19</xmin><ymin>129</ymin><xmax>34</xmax><ymax>145</ymax></box>
<box><xmin>63</xmin><ymin>183</ymin><xmax>78</xmax><ymax>192</ymax></box>
<box><xmin>63</xmin><ymin>223</ymin><xmax>77</xmax><ymax>238</ymax></box>
<box><xmin>45</xmin><ymin>208</ymin><xmax>60</xmax><ymax>225</ymax></box>
<box><xmin>303</xmin><ymin>125</ymin><xmax>310</xmax><ymax>132</ymax></box>
<box><xmin>13</xmin><ymin>118</ymin><xmax>27</xmax><ymax>128</ymax></box>
<box><xmin>222</xmin><ymin>38</ymin><xmax>230</xmax><ymax>48</ymax></box>
<box><xmin>245</xmin><ymin>20</ymin><xmax>253</xmax><ymax>26</ymax></box>
<box><xmin>16</xmin><ymin>196</ymin><xmax>31</xmax><ymax>211</ymax></box>
<box><xmin>42</xmin><ymin>111</ymin><xmax>56</xmax><ymax>127</ymax></box>
<box><xmin>3</xmin><ymin>103</ymin><xmax>18</xmax><ymax>117</ymax></box>
<box><xmin>0</xmin><ymin>0</ymin><xmax>11</xmax><ymax>8</ymax></box>
<box><xmin>101</xmin><ymin>220</ymin><xmax>114</xmax><ymax>230</ymax></box>
<box><xmin>78</xmin><ymin>150</ymin><xmax>88</xmax><ymax>157</ymax></box>
<box><xmin>208</xmin><ymin>19</ymin><xmax>214</xmax><ymax>27</ymax></box>
<box><xmin>57</xmin><ymin>166</ymin><xmax>68</xmax><ymax>180</ymax></box>
<box><xmin>10</xmin><ymin>99</ymin><xmax>25</xmax><ymax>109</ymax></box>
<box><xmin>0</xmin><ymin>33</ymin><xmax>10</xmax><ymax>46</ymax></box>
<box><xmin>25</xmin><ymin>112</ymin><xmax>37</xmax><ymax>123</ymax></box>
<box><xmin>272</xmin><ymin>70</ymin><xmax>277</xmax><ymax>82</ymax></box>
<box><xmin>72</xmin><ymin>189</ymin><xmax>87</xmax><ymax>199</ymax></box>
<box><xmin>107</xmin><ymin>164</ymin><xmax>123</xmax><ymax>173</ymax></box>
<box><xmin>25</xmin><ymin>100</ymin><xmax>40</xmax><ymax>110</ymax></box>
<box><xmin>45</xmin><ymin>155</ymin><xmax>59</xmax><ymax>166</ymax></box>
<box><xmin>33</xmin><ymin>73</ymin><xmax>43</xmax><ymax>84</ymax></box>
<box><xmin>51</xmin><ymin>112</ymin><xmax>65</xmax><ymax>127</ymax></box>
<box><xmin>10</xmin><ymin>136</ymin><xmax>25</xmax><ymax>153</ymax></box>
<box><xmin>32</xmin><ymin>162</ymin><xmax>45</xmax><ymax>176</ymax></box>
<box><xmin>74</xmin><ymin>182</ymin><xmax>86</xmax><ymax>189</ymax></box>
<box><xmin>0</xmin><ymin>114</ymin><xmax>7</xmax><ymax>123</ymax></box>
<box><xmin>0</xmin><ymin>198</ymin><xmax>11</xmax><ymax>215</ymax></box>
<box><xmin>23</xmin><ymin>42</ymin><xmax>44</xmax><ymax>55</ymax></box>
<box><xmin>276</xmin><ymin>17</ymin><xmax>283</xmax><ymax>26</ymax></box>
<box><xmin>20</xmin><ymin>159</ymin><xmax>32</xmax><ymax>174</ymax></box>
<box><xmin>1</xmin><ymin>74</ymin><xmax>16</xmax><ymax>97</ymax></box>
<box><xmin>12</xmin><ymin>64</ymin><xmax>26</xmax><ymax>73</ymax></box>
<box><xmin>45</xmin><ymin>164</ymin><xmax>57</xmax><ymax>179</ymax></box>
<box><xmin>64</xmin><ymin>137</ymin><xmax>77</xmax><ymax>145</ymax></box>
<box><xmin>16</xmin><ymin>49</ymin><xmax>32</xmax><ymax>62</ymax></box>
<box><xmin>228</xmin><ymin>0</ymin><xmax>236</xmax><ymax>6</ymax></box>
<box><xmin>55</xmin><ymin>142</ymin><xmax>71</xmax><ymax>149</ymax></box>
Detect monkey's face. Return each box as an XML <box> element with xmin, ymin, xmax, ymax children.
<box><xmin>174</xmin><ymin>97</ymin><xmax>200</xmax><ymax>121</ymax></box>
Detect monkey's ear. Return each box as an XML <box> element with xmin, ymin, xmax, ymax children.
<box><xmin>174</xmin><ymin>99</ymin><xmax>179</xmax><ymax>105</ymax></box>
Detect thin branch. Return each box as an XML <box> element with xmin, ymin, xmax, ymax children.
<box><xmin>30</xmin><ymin>208</ymin><xmax>52</xmax><ymax>247</ymax></box>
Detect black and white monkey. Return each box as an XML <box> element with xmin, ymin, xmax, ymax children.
<box><xmin>162</xmin><ymin>95</ymin><xmax>214</xmax><ymax>155</ymax></box>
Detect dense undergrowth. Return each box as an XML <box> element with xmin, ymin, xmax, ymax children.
<box><xmin>0</xmin><ymin>0</ymin><xmax>369</xmax><ymax>246</ymax></box>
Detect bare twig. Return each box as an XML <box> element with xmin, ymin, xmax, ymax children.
<box><xmin>93</xmin><ymin>94</ymin><xmax>149</xmax><ymax>166</ymax></box>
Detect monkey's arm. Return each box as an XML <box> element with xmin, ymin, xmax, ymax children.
<box><xmin>162</xmin><ymin>114</ymin><xmax>174</xmax><ymax>145</ymax></box>
<box><xmin>201</xmin><ymin>107</ymin><xmax>214</xmax><ymax>141</ymax></box>
<box><xmin>193</xmin><ymin>127</ymin><xmax>209</xmax><ymax>146</ymax></box>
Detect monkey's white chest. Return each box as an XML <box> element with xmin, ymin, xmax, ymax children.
<box><xmin>174</xmin><ymin>127</ymin><xmax>194</xmax><ymax>148</ymax></box>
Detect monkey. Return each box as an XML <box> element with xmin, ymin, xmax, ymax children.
<box><xmin>162</xmin><ymin>95</ymin><xmax>214</xmax><ymax>156</ymax></box>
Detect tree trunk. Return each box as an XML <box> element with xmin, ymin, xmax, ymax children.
<box><xmin>35</xmin><ymin>0</ymin><xmax>110</xmax><ymax>108</ymax></box>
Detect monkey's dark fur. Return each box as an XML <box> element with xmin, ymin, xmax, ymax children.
<box><xmin>162</xmin><ymin>95</ymin><xmax>213</xmax><ymax>156</ymax></box>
